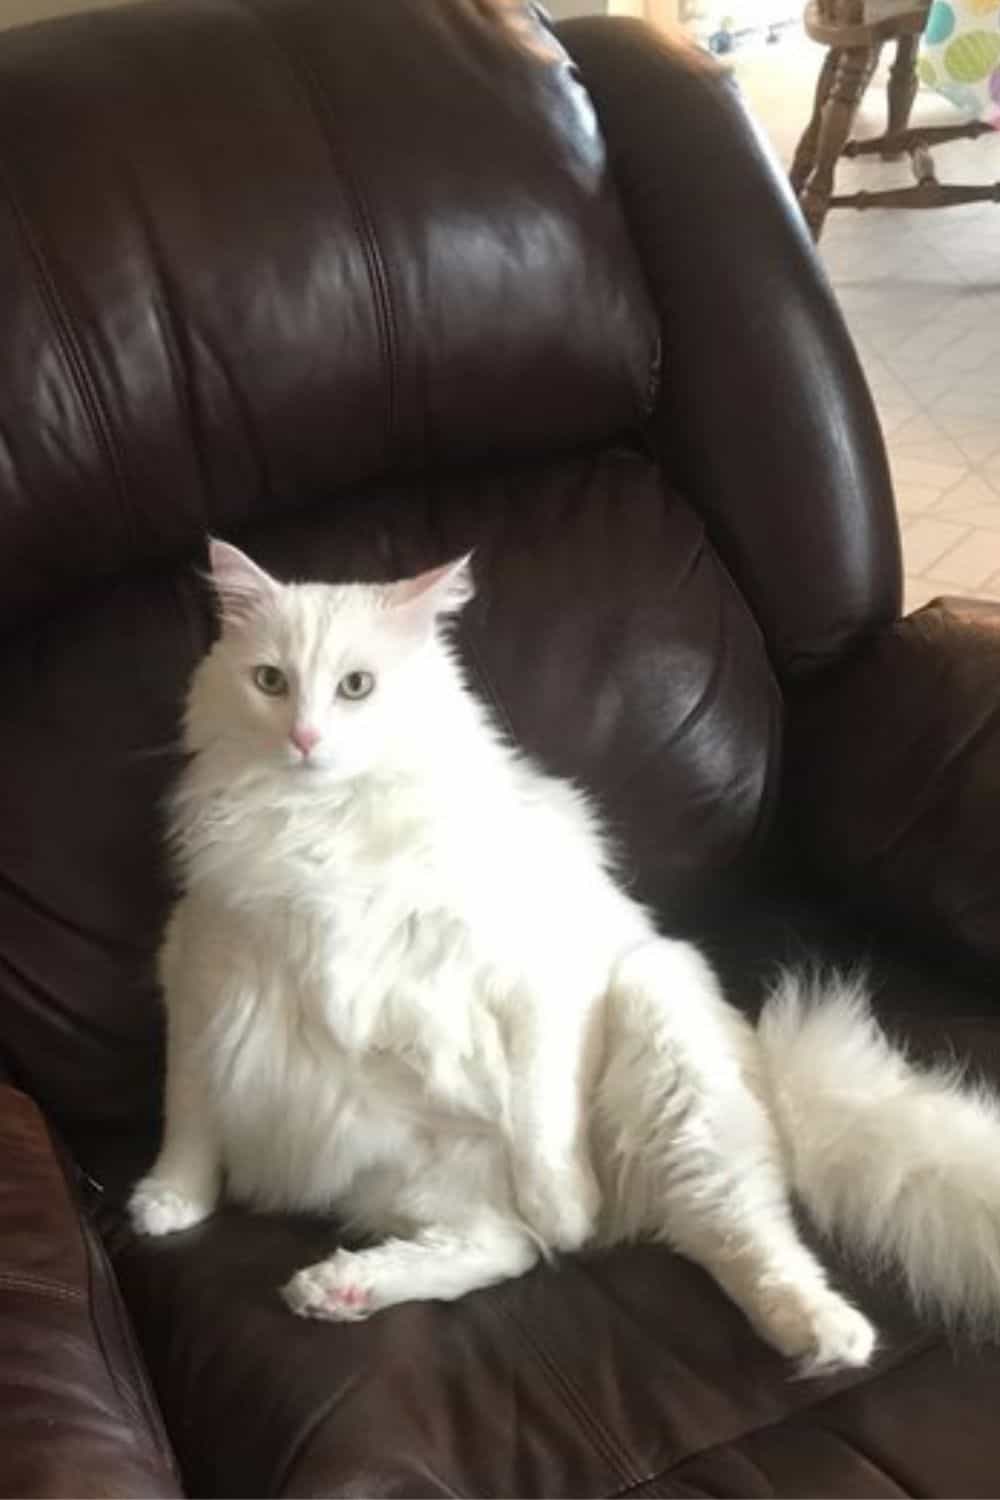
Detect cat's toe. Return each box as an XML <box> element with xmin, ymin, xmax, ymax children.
<box><xmin>282</xmin><ymin>1256</ymin><xmax>373</xmax><ymax>1322</ymax></box>
<box><xmin>548</xmin><ymin>1198</ymin><xmax>598</xmax><ymax>1253</ymax></box>
<box><xmin>797</xmin><ymin>1297</ymin><xmax>878</xmax><ymax>1376</ymax></box>
<box><xmin>515</xmin><ymin>1162</ymin><xmax>600</xmax><ymax>1253</ymax></box>
<box><xmin>755</xmin><ymin>1287</ymin><xmax>877</xmax><ymax>1375</ymax></box>
<box><xmin>128</xmin><ymin>1180</ymin><xmax>213</xmax><ymax>1237</ymax></box>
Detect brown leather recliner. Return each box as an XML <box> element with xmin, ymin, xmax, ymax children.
<box><xmin>2</xmin><ymin>1</ymin><xmax>999</xmax><ymax>1495</ymax></box>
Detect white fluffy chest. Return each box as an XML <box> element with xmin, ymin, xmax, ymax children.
<box><xmin>193</xmin><ymin>898</ymin><xmax>512</xmax><ymax>1216</ymax></box>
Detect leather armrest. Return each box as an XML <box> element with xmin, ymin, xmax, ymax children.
<box><xmin>783</xmin><ymin>598</ymin><xmax>1000</xmax><ymax>970</ymax></box>
<box><xmin>0</xmin><ymin>1083</ymin><xmax>181</xmax><ymax>1498</ymax></box>
<box><xmin>555</xmin><ymin>16</ymin><xmax>901</xmax><ymax>680</ymax></box>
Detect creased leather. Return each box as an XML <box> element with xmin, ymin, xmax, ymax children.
<box><xmin>786</xmin><ymin>596</ymin><xmax>1000</xmax><ymax>970</ymax></box>
<box><xmin>0</xmin><ymin>1084</ymin><xmax>181</xmax><ymax>1498</ymax></box>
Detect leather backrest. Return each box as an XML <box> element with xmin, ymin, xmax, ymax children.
<box><xmin>0</xmin><ymin>0</ymin><xmax>810</xmax><ymax>1142</ymax></box>
<box><xmin>556</xmin><ymin>18</ymin><xmax>902</xmax><ymax>679</ymax></box>
<box><xmin>0</xmin><ymin>0</ymin><xmax>656</xmax><ymax>628</ymax></box>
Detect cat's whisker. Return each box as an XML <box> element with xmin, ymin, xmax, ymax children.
<box><xmin>125</xmin><ymin>741</ymin><xmax>186</xmax><ymax>762</ymax></box>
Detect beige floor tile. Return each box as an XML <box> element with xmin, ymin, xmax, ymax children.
<box><xmin>891</xmin><ymin>458</ymin><xmax>969</xmax><ymax>491</ymax></box>
<box><xmin>924</xmin><ymin>530</ymin><xmax>1000</xmax><ymax>590</ymax></box>
<box><xmin>932</xmin><ymin>475</ymin><xmax>1000</xmax><ymax>528</ymax></box>
<box><xmin>949</xmin><ymin>432</ymin><xmax>1000</xmax><ymax>467</ymax></box>
<box><xmin>889</xmin><ymin>419</ymin><xmax>967</xmax><ymax>466</ymax></box>
<box><xmin>900</xmin><ymin>517</ymin><xmax>972</xmax><ymax>575</ymax></box>
<box><xmin>896</xmin><ymin>483</ymin><xmax>952</xmax><ymax>518</ymax></box>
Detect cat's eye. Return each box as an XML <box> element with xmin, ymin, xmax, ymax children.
<box><xmin>253</xmin><ymin>664</ymin><xmax>288</xmax><ymax>696</ymax></box>
<box><xmin>338</xmin><ymin>670</ymin><xmax>375</xmax><ymax>701</ymax></box>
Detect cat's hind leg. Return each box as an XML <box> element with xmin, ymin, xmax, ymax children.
<box><xmin>600</xmin><ymin>938</ymin><xmax>877</xmax><ymax>1375</ymax></box>
<box><xmin>663</xmin><ymin>1176</ymin><xmax>877</xmax><ymax>1375</ymax></box>
<box><xmin>282</xmin><ymin>1217</ymin><xmax>537</xmax><ymax>1322</ymax></box>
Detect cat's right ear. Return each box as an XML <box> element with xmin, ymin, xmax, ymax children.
<box><xmin>206</xmin><ymin>538</ymin><xmax>279</xmax><ymax>627</ymax></box>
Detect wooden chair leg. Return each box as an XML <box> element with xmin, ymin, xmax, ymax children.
<box><xmin>798</xmin><ymin>43</ymin><xmax>882</xmax><ymax>239</ymax></box>
<box><xmin>790</xmin><ymin>47</ymin><xmax>838</xmax><ymax>193</ymax></box>
<box><xmin>882</xmin><ymin>32</ymin><xmax>920</xmax><ymax>158</ymax></box>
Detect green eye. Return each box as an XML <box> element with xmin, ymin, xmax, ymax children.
<box><xmin>253</xmin><ymin>664</ymin><xmax>288</xmax><ymax>696</ymax></box>
<box><xmin>338</xmin><ymin>670</ymin><xmax>375</xmax><ymax>701</ymax></box>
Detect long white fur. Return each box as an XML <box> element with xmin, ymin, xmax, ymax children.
<box><xmin>759</xmin><ymin>970</ymin><xmax>1000</xmax><ymax>1332</ymax></box>
<box><xmin>129</xmin><ymin>541</ymin><xmax>1000</xmax><ymax>1373</ymax></box>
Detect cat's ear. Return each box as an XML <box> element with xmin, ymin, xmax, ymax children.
<box><xmin>388</xmin><ymin>554</ymin><xmax>475</xmax><ymax>627</ymax></box>
<box><xmin>207</xmin><ymin>538</ymin><xmax>279</xmax><ymax>626</ymax></box>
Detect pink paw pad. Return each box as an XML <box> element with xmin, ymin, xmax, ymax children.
<box><xmin>282</xmin><ymin>1259</ymin><xmax>376</xmax><ymax>1322</ymax></box>
<box><xmin>326</xmin><ymin>1283</ymin><xmax>368</xmax><ymax>1312</ymax></box>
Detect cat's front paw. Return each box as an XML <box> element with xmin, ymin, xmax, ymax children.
<box><xmin>128</xmin><ymin>1178</ymin><xmax>215</xmax><ymax>1237</ymax></box>
<box><xmin>515</xmin><ymin>1159</ymin><xmax>601</xmax><ymax>1253</ymax></box>
<box><xmin>282</xmin><ymin>1252</ymin><xmax>375</xmax><ymax>1323</ymax></box>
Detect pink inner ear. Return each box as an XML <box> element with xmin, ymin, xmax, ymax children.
<box><xmin>208</xmin><ymin>538</ymin><xmax>278</xmax><ymax>623</ymax></box>
<box><xmin>391</xmin><ymin>554</ymin><xmax>475</xmax><ymax>614</ymax></box>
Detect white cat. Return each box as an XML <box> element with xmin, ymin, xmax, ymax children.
<box><xmin>129</xmin><ymin>539</ymin><xmax>1000</xmax><ymax>1374</ymax></box>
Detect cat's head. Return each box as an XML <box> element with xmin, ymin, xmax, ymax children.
<box><xmin>185</xmin><ymin>540</ymin><xmax>474</xmax><ymax>781</ymax></box>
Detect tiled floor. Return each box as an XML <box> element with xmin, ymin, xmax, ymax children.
<box><xmin>732</xmin><ymin>32</ymin><xmax>1000</xmax><ymax>609</ymax></box>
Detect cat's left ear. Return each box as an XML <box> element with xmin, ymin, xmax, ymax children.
<box><xmin>387</xmin><ymin>554</ymin><xmax>475</xmax><ymax>628</ymax></box>
<box><xmin>207</xmin><ymin>538</ymin><xmax>280</xmax><ymax>626</ymax></box>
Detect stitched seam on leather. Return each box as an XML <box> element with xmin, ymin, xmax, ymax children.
<box><xmin>812</xmin><ymin>1425</ymin><xmax>911</xmax><ymax>1498</ymax></box>
<box><xmin>605</xmin><ymin>1334</ymin><xmax>940</xmax><ymax>1494</ymax></box>
<box><xmin>867</xmin><ymin>697</ymin><xmax>1000</xmax><ymax>869</ymax></box>
<box><xmin>610</xmin><ymin>1478</ymin><xmax>680</xmax><ymax>1499</ymax></box>
<box><xmin>271</xmin><ymin>1378</ymin><xmax>403</xmax><ymax>1500</ymax></box>
<box><xmin>614</xmin><ymin>1418</ymin><xmax>914</xmax><ymax>1499</ymax></box>
<box><xmin>120</xmin><ymin>170</ymin><xmax>215</xmax><ymax>517</ymax></box>
<box><xmin>234</xmin><ymin>0</ymin><xmax>398</xmax><ymax>454</ymax></box>
<box><xmin>82</xmin><ymin>1204</ymin><xmax>181</xmax><ymax>1475</ymax></box>
<box><xmin>746</xmin><ymin>667</ymin><xmax>783</xmax><ymax>857</ymax></box>
<box><xmin>58</xmin><ymin>1119</ymin><xmax>149</xmax><ymax>1433</ymax></box>
<box><xmin>0</xmin><ymin>862</ymin><xmax>143</xmax><ymax>960</ymax></box>
<box><xmin>601</xmin><ymin>532</ymin><xmax>720</xmax><ymax>804</ymax></box>
<box><xmin>499</xmin><ymin>1301</ymin><xmax>644</xmax><ymax>1486</ymax></box>
<box><xmin>643</xmin><ymin>330</ymin><xmax>662</xmax><ymax>420</ymax></box>
<box><xmin>0</xmin><ymin>1271</ymin><xmax>84</xmax><ymax>1301</ymax></box>
<box><xmin>0</xmin><ymin>154</ymin><xmax>131</xmax><ymax>523</ymax></box>
<box><xmin>26</xmin><ymin>1100</ymin><xmax>177</xmax><ymax>1476</ymax></box>
<box><xmin>0</xmin><ymin>946</ymin><xmax>147</xmax><ymax>1057</ymax></box>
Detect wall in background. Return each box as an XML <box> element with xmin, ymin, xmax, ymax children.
<box><xmin>545</xmin><ymin>1</ymin><xmax>681</xmax><ymax>22</ymax></box>
<box><xmin>545</xmin><ymin>0</ymin><xmax>609</xmax><ymax>15</ymax></box>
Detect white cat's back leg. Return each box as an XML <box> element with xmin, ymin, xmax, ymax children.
<box><xmin>598</xmin><ymin>938</ymin><xmax>877</xmax><ymax>1374</ymax></box>
<box><xmin>502</xmin><ymin>975</ymin><xmax>604</xmax><ymax>1253</ymax></box>
<box><xmin>283</xmin><ymin>1217</ymin><xmax>537</xmax><ymax>1321</ymax></box>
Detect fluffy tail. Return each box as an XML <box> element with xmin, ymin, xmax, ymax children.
<box><xmin>758</xmin><ymin>970</ymin><xmax>1000</xmax><ymax>1333</ymax></box>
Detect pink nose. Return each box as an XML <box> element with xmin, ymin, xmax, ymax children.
<box><xmin>290</xmin><ymin>725</ymin><xmax>321</xmax><ymax>756</ymax></box>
